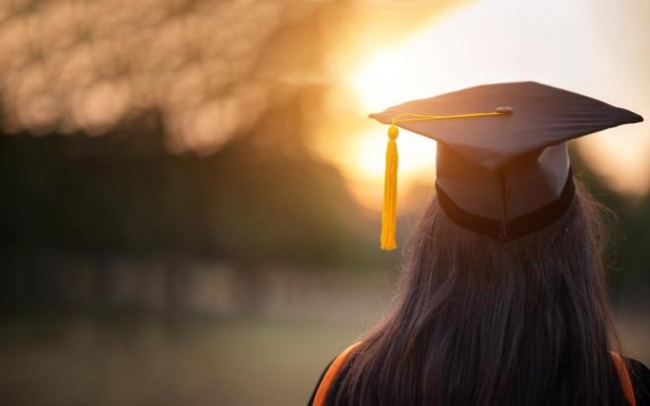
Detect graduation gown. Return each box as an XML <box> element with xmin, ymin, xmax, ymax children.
<box><xmin>307</xmin><ymin>350</ymin><xmax>650</xmax><ymax>406</ymax></box>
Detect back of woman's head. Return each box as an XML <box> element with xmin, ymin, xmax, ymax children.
<box><xmin>330</xmin><ymin>182</ymin><xmax>627</xmax><ymax>406</ymax></box>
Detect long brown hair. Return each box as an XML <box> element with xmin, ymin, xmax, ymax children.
<box><xmin>329</xmin><ymin>182</ymin><xmax>628</xmax><ymax>405</ymax></box>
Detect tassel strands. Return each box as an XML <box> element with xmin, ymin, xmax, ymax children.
<box><xmin>381</xmin><ymin>124</ymin><xmax>399</xmax><ymax>250</ymax></box>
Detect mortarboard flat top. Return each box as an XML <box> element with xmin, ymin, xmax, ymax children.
<box><xmin>370</xmin><ymin>81</ymin><xmax>643</xmax><ymax>171</ymax></box>
<box><xmin>370</xmin><ymin>81</ymin><xmax>643</xmax><ymax>244</ymax></box>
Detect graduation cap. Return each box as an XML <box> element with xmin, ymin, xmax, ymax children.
<box><xmin>370</xmin><ymin>81</ymin><xmax>643</xmax><ymax>250</ymax></box>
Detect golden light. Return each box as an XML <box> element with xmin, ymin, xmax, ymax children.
<box><xmin>350</xmin><ymin>45</ymin><xmax>429</xmax><ymax>113</ymax></box>
<box><xmin>322</xmin><ymin>0</ymin><xmax>650</xmax><ymax>208</ymax></box>
<box><xmin>315</xmin><ymin>33</ymin><xmax>442</xmax><ymax>211</ymax></box>
<box><xmin>314</xmin><ymin>123</ymin><xmax>437</xmax><ymax>211</ymax></box>
<box><xmin>351</xmin><ymin>129</ymin><xmax>436</xmax><ymax>182</ymax></box>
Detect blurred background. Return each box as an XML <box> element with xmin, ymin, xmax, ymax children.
<box><xmin>0</xmin><ymin>0</ymin><xmax>649</xmax><ymax>404</ymax></box>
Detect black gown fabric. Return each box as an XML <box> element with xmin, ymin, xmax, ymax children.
<box><xmin>307</xmin><ymin>357</ymin><xmax>650</xmax><ymax>406</ymax></box>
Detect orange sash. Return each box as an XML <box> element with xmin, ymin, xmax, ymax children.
<box><xmin>313</xmin><ymin>344</ymin><xmax>636</xmax><ymax>406</ymax></box>
<box><xmin>612</xmin><ymin>351</ymin><xmax>637</xmax><ymax>406</ymax></box>
<box><xmin>313</xmin><ymin>342</ymin><xmax>361</xmax><ymax>406</ymax></box>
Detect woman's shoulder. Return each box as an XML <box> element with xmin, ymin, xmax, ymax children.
<box><xmin>307</xmin><ymin>358</ymin><xmax>334</xmax><ymax>406</ymax></box>
<box><xmin>307</xmin><ymin>343</ymin><xmax>361</xmax><ymax>406</ymax></box>
<box><xmin>627</xmin><ymin>357</ymin><xmax>650</xmax><ymax>406</ymax></box>
<box><xmin>308</xmin><ymin>351</ymin><xmax>650</xmax><ymax>406</ymax></box>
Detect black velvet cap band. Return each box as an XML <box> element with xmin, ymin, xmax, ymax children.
<box><xmin>436</xmin><ymin>171</ymin><xmax>576</xmax><ymax>240</ymax></box>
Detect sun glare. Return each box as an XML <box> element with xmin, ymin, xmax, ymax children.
<box><xmin>333</xmin><ymin>38</ymin><xmax>440</xmax><ymax>211</ymax></box>
<box><xmin>323</xmin><ymin>0</ymin><xmax>649</xmax><ymax>211</ymax></box>
<box><xmin>352</xmin><ymin>128</ymin><xmax>436</xmax><ymax>182</ymax></box>
<box><xmin>320</xmin><ymin>0</ymin><xmax>650</xmax><ymax>209</ymax></box>
<box><xmin>350</xmin><ymin>47</ymin><xmax>428</xmax><ymax>113</ymax></box>
<box><xmin>338</xmin><ymin>128</ymin><xmax>436</xmax><ymax>211</ymax></box>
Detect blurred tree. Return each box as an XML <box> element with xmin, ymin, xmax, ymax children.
<box><xmin>0</xmin><ymin>107</ymin><xmax>370</xmax><ymax>260</ymax></box>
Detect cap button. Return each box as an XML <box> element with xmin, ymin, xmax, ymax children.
<box><xmin>388</xmin><ymin>125</ymin><xmax>399</xmax><ymax>140</ymax></box>
<box><xmin>496</xmin><ymin>106</ymin><xmax>514</xmax><ymax>114</ymax></box>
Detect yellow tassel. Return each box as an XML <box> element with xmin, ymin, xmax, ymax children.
<box><xmin>375</xmin><ymin>108</ymin><xmax>512</xmax><ymax>251</ymax></box>
<box><xmin>381</xmin><ymin>125</ymin><xmax>399</xmax><ymax>250</ymax></box>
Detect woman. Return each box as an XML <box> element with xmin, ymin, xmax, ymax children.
<box><xmin>308</xmin><ymin>82</ymin><xmax>650</xmax><ymax>405</ymax></box>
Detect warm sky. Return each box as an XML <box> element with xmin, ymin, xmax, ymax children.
<box><xmin>1</xmin><ymin>0</ymin><xmax>648</xmax><ymax>212</ymax></box>
<box><xmin>319</xmin><ymin>0</ymin><xmax>650</xmax><ymax>210</ymax></box>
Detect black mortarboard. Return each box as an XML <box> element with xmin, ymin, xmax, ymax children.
<box><xmin>370</xmin><ymin>81</ymin><xmax>643</xmax><ymax>250</ymax></box>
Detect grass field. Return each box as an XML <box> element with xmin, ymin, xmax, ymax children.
<box><xmin>0</xmin><ymin>315</ymin><xmax>364</xmax><ymax>405</ymax></box>
<box><xmin>0</xmin><ymin>269</ymin><xmax>647</xmax><ymax>406</ymax></box>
